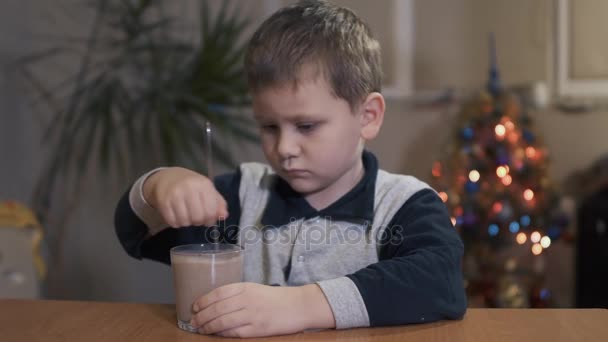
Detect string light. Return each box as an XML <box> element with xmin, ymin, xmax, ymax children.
<box><xmin>492</xmin><ymin>202</ymin><xmax>503</xmax><ymax>213</ymax></box>
<box><xmin>540</xmin><ymin>288</ymin><xmax>551</xmax><ymax>300</ymax></box>
<box><xmin>457</xmin><ymin>175</ymin><xmax>467</xmax><ymax>185</ymax></box>
<box><xmin>456</xmin><ymin>216</ymin><xmax>464</xmax><ymax>226</ymax></box>
<box><xmin>540</xmin><ymin>236</ymin><xmax>551</xmax><ymax>248</ymax></box>
<box><xmin>509</xmin><ymin>221</ymin><xmax>520</xmax><ymax>233</ymax></box>
<box><xmin>439</xmin><ymin>192</ymin><xmax>448</xmax><ymax>203</ymax></box>
<box><xmin>496</xmin><ymin>166</ymin><xmax>508</xmax><ymax>178</ymax></box>
<box><xmin>502</xmin><ymin>175</ymin><xmax>513</xmax><ymax>186</ymax></box>
<box><xmin>524</xmin><ymin>189</ymin><xmax>535</xmax><ymax>201</ymax></box>
<box><xmin>469</xmin><ymin>170</ymin><xmax>481</xmax><ymax>183</ymax></box>
<box><xmin>504</xmin><ymin>120</ymin><xmax>515</xmax><ymax>130</ymax></box>
<box><xmin>526</xmin><ymin>147</ymin><xmax>537</xmax><ymax>159</ymax></box>
<box><xmin>532</xmin><ymin>243</ymin><xmax>543</xmax><ymax>255</ymax></box>
<box><xmin>516</xmin><ymin>232</ymin><xmax>527</xmax><ymax>244</ymax></box>
<box><xmin>432</xmin><ymin>162</ymin><xmax>442</xmax><ymax>177</ymax></box>
<box><xmin>520</xmin><ymin>215</ymin><xmax>531</xmax><ymax>227</ymax></box>
<box><xmin>495</xmin><ymin>124</ymin><xmax>506</xmax><ymax>138</ymax></box>
<box><xmin>451</xmin><ymin>217</ymin><xmax>457</xmax><ymax>226</ymax></box>
<box><xmin>531</xmin><ymin>231</ymin><xmax>541</xmax><ymax>243</ymax></box>
<box><xmin>488</xmin><ymin>224</ymin><xmax>499</xmax><ymax>236</ymax></box>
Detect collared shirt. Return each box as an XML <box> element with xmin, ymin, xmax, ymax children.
<box><xmin>258</xmin><ymin>151</ymin><xmax>377</xmax><ymax>228</ymax></box>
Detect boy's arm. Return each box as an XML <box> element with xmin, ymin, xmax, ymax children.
<box><xmin>317</xmin><ymin>188</ymin><xmax>467</xmax><ymax>328</ymax></box>
<box><xmin>114</xmin><ymin>169</ymin><xmax>242</xmax><ymax>264</ymax></box>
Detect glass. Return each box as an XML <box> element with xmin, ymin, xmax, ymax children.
<box><xmin>170</xmin><ymin>243</ymin><xmax>243</xmax><ymax>333</ymax></box>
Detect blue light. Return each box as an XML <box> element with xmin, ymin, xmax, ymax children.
<box><xmin>540</xmin><ymin>288</ymin><xmax>551</xmax><ymax>300</ymax></box>
<box><xmin>520</xmin><ymin>215</ymin><xmax>531</xmax><ymax>227</ymax></box>
<box><xmin>548</xmin><ymin>226</ymin><xmax>561</xmax><ymax>240</ymax></box>
<box><xmin>465</xmin><ymin>181</ymin><xmax>480</xmax><ymax>193</ymax></box>
<box><xmin>488</xmin><ymin>224</ymin><xmax>500</xmax><ymax>236</ymax></box>
<box><xmin>523</xmin><ymin>130</ymin><xmax>536</xmax><ymax>143</ymax></box>
<box><xmin>509</xmin><ymin>221</ymin><xmax>520</xmax><ymax>233</ymax></box>
<box><xmin>497</xmin><ymin>155</ymin><xmax>510</xmax><ymax>165</ymax></box>
<box><xmin>456</xmin><ymin>216</ymin><xmax>464</xmax><ymax>226</ymax></box>
<box><xmin>461</xmin><ymin>127</ymin><xmax>474</xmax><ymax>140</ymax></box>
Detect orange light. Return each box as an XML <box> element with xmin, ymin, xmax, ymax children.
<box><xmin>504</xmin><ymin>120</ymin><xmax>515</xmax><ymax>130</ymax></box>
<box><xmin>492</xmin><ymin>202</ymin><xmax>503</xmax><ymax>213</ymax></box>
<box><xmin>508</xmin><ymin>132</ymin><xmax>519</xmax><ymax>144</ymax></box>
<box><xmin>469</xmin><ymin>170</ymin><xmax>480</xmax><ymax>183</ymax></box>
<box><xmin>516</xmin><ymin>232</ymin><xmax>527</xmax><ymax>244</ymax></box>
<box><xmin>532</xmin><ymin>243</ymin><xmax>543</xmax><ymax>255</ymax></box>
<box><xmin>432</xmin><ymin>162</ymin><xmax>442</xmax><ymax>177</ymax></box>
<box><xmin>523</xmin><ymin>189</ymin><xmax>535</xmax><ymax>201</ymax></box>
<box><xmin>451</xmin><ymin>217</ymin><xmax>457</xmax><ymax>226</ymax></box>
<box><xmin>496</xmin><ymin>166</ymin><xmax>508</xmax><ymax>178</ymax></box>
<box><xmin>526</xmin><ymin>147</ymin><xmax>537</xmax><ymax>159</ymax></box>
<box><xmin>454</xmin><ymin>207</ymin><xmax>463</xmax><ymax>216</ymax></box>
<box><xmin>457</xmin><ymin>175</ymin><xmax>466</xmax><ymax>184</ymax></box>
<box><xmin>439</xmin><ymin>192</ymin><xmax>448</xmax><ymax>203</ymax></box>
<box><xmin>495</xmin><ymin>124</ymin><xmax>506</xmax><ymax>138</ymax></box>
<box><xmin>502</xmin><ymin>175</ymin><xmax>513</xmax><ymax>186</ymax></box>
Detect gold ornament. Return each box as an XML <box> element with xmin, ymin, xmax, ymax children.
<box><xmin>0</xmin><ymin>201</ymin><xmax>46</xmax><ymax>278</ymax></box>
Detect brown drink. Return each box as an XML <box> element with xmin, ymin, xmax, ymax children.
<box><xmin>170</xmin><ymin>243</ymin><xmax>243</xmax><ymax>332</ymax></box>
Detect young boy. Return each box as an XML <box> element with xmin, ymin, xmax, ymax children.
<box><xmin>115</xmin><ymin>0</ymin><xmax>466</xmax><ymax>338</ymax></box>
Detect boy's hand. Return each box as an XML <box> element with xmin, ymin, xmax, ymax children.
<box><xmin>143</xmin><ymin>167</ymin><xmax>228</xmax><ymax>228</ymax></box>
<box><xmin>190</xmin><ymin>282</ymin><xmax>336</xmax><ymax>338</ymax></box>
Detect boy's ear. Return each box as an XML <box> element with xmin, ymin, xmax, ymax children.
<box><xmin>359</xmin><ymin>92</ymin><xmax>385</xmax><ymax>140</ymax></box>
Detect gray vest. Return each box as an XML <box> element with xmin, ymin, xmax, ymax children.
<box><xmin>237</xmin><ymin>163</ymin><xmax>431</xmax><ymax>286</ymax></box>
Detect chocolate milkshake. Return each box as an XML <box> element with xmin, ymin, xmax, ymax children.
<box><xmin>170</xmin><ymin>244</ymin><xmax>243</xmax><ymax>332</ymax></box>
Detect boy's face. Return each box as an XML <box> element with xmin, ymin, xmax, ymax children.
<box><xmin>252</xmin><ymin>74</ymin><xmax>365</xmax><ymax>200</ymax></box>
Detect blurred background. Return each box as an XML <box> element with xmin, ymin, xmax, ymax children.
<box><xmin>1</xmin><ymin>0</ymin><xmax>607</xmax><ymax>309</ymax></box>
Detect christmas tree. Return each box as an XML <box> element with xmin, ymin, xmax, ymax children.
<box><xmin>430</xmin><ymin>35</ymin><xmax>570</xmax><ymax>308</ymax></box>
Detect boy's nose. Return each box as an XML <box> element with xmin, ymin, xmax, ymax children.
<box><xmin>277</xmin><ymin>132</ymin><xmax>300</xmax><ymax>160</ymax></box>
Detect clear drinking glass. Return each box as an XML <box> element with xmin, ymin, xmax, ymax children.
<box><xmin>170</xmin><ymin>243</ymin><xmax>243</xmax><ymax>332</ymax></box>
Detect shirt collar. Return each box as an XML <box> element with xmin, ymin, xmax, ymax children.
<box><xmin>260</xmin><ymin>150</ymin><xmax>378</xmax><ymax>228</ymax></box>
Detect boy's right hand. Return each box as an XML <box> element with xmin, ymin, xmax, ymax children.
<box><xmin>142</xmin><ymin>167</ymin><xmax>228</xmax><ymax>228</ymax></box>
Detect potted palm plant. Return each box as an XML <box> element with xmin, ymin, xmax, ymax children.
<box><xmin>19</xmin><ymin>0</ymin><xmax>258</xmax><ymax>294</ymax></box>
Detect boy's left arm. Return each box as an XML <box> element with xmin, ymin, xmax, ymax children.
<box><xmin>320</xmin><ymin>188</ymin><xmax>467</xmax><ymax>327</ymax></box>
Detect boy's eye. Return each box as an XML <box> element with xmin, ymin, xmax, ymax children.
<box><xmin>261</xmin><ymin>124</ymin><xmax>278</xmax><ymax>132</ymax></box>
<box><xmin>296</xmin><ymin>122</ymin><xmax>317</xmax><ymax>133</ymax></box>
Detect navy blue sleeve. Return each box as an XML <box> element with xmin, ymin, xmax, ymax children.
<box><xmin>114</xmin><ymin>169</ymin><xmax>242</xmax><ymax>265</ymax></box>
<box><xmin>346</xmin><ymin>188</ymin><xmax>467</xmax><ymax>326</ymax></box>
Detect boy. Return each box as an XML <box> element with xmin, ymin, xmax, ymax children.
<box><xmin>115</xmin><ymin>0</ymin><xmax>466</xmax><ymax>338</ymax></box>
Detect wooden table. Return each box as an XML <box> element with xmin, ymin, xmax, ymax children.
<box><xmin>1</xmin><ymin>299</ymin><xmax>607</xmax><ymax>341</ymax></box>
